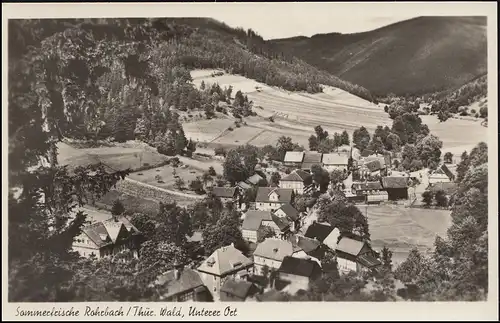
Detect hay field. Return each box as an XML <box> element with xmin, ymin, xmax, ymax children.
<box><xmin>189</xmin><ymin>69</ymin><xmax>488</xmax><ymax>151</ymax></box>
<box><xmin>421</xmin><ymin>115</ymin><xmax>488</xmax><ymax>156</ymax></box>
<box><xmin>366</xmin><ymin>204</ymin><xmax>452</xmax><ymax>266</ymax></box>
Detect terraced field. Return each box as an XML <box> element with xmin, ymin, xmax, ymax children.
<box><xmin>188</xmin><ymin>69</ymin><xmax>488</xmax><ymax>154</ymax></box>
<box><xmin>188</xmin><ymin>69</ymin><xmax>391</xmax><ymax>148</ymax></box>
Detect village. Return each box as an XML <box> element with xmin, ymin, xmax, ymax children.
<box><xmin>70</xmin><ymin>140</ymin><xmax>459</xmax><ymax>302</ymax></box>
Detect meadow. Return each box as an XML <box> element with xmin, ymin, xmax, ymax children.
<box><xmin>188</xmin><ymin>69</ymin><xmax>487</xmax><ymax>153</ymax></box>
<box><xmin>365</xmin><ymin>204</ymin><xmax>452</xmax><ymax>265</ymax></box>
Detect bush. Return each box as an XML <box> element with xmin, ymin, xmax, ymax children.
<box><xmin>268</xmin><ymin>116</ymin><xmax>275</xmax><ymax>122</ymax></box>
<box><xmin>227</xmin><ymin>127</ymin><xmax>234</xmax><ymax>131</ymax></box>
<box><xmin>171</xmin><ymin>157</ymin><xmax>180</xmax><ymax>167</ymax></box>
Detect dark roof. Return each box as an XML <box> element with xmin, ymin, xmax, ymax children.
<box><xmin>381</xmin><ymin>177</ymin><xmax>409</xmax><ymax>189</ymax></box>
<box><xmin>278</xmin><ymin>256</ymin><xmax>322</xmax><ymax>278</ymax></box>
<box><xmin>277</xmin><ymin>203</ymin><xmax>300</xmax><ymax>221</ymax></box>
<box><xmin>280</xmin><ymin>169</ymin><xmax>312</xmax><ymax>182</ymax></box>
<box><xmin>361</xmin><ymin>149</ymin><xmax>374</xmax><ymax>157</ymax></box>
<box><xmin>303</xmin><ymin>152</ymin><xmax>323</xmax><ymax>164</ymax></box>
<box><xmin>255</xmin><ymin>187</ymin><xmax>294</xmax><ymax>203</ymax></box>
<box><xmin>155</xmin><ymin>268</ymin><xmax>205</xmax><ymax>299</ymax></box>
<box><xmin>352</xmin><ymin>181</ymin><xmax>383</xmax><ymax>191</ymax></box>
<box><xmin>82</xmin><ymin>216</ymin><xmax>139</xmax><ymax>248</ymax></box>
<box><xmin>242</xmin><ymin>210</ymin><xmax>272</xmax><ymax>231</ymax></box>
<box><xmin>220</xmin><ymin>279</ymin><xmax>253</xmax><ymax>299</ymax></box>
<box><xmin>294</xmin><ymin>235</ymin><xmax>321</xmax><ymax>253</ymax></box>
<box><xmin>304</xmin><ymin>222</ymin><xmax>334</xmax><ymax>242</ymax></box>
<box><xmin>357</xmin><ymin>254</ymin><xmax>382</xmax><ymax>268</ymax></box>
<box><xmin>437</xmin><ymin>163</ymin><xmax>455</xmax><ymax>180</ymax></box>
<box><xmin>211</xmin><ymin>187</ymin><xmax>237</xmax><ymax>198</ymax></box>
<box><xmin>428</xmin><ymin>182</ymin><xmax>458</xmax><ymax>195</ymax></box>
<box><xmin>271</xmin><ymin>213</ymin><xmax>291</xmax><ymax>232</ymax></box>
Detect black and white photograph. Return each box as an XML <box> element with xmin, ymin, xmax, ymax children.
<box><xmin>3</xmin><ymin>2</ymin><xmax>497</xmax><ymax>319</ymax></box>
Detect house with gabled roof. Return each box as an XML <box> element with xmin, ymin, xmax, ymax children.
<box><xmin>283</xmin><ymin>151</ymin><xmax>305</xmax><ymax>168</ymax></box>
<box><xmin>273</xmin><ymin>203</ymin><xmax>301</xmax><ymax>233</ymax></box>
<box><xmin>277</xmin><ymin>256</ymin><xmax>322</xmax><ymax>292</ymax></box>
<box><xmin>279</xmin><ymin>169</ymin><xmax>313</xmax><ymax>194</ymax></box>
<box><xmin>152</xmin><ymin>263</ymin><xmax>211</xmax><ymax>302</ymax></box>
<box><xmin>301</xmin><ymin>152</ymin><xmax>323</xmax><ymax>171</ymax></box>
<box><xmin>246</xmin><ymin>173</ymin><xmax>265</xmax><ymax>186</ymax></box>
<box><xmin>211</xmin><ymin>187</ymin><xmax>241</xmax><ymax>205</ymax></box>
<box><xmin>381</xmin><ymin>176</ymin><xmax>409</xmax><ymax>200</ymax></box>
<box><xmin>429</xmin><ymin>163</ymin><xmax>455</xmax><ymax>184</ymax></box>
<box><xmin>255</xmin><ymin>187</ymin><xmax>295</xmax><ymax>211</ymax></box>
<box><xmin>72</xmin><ymin>216</ymin><xmax>142</xmax><ymax>259</ymax></box>
<box><xmin>197</xmin><ymin>244</ymin><xmax>253</xmax><ymax>300</ymax></box>
<box><xmin>242</xmin><ymin>210</ymin><xmax>279</xmax><ymax>243</ymax></box>
<box><xmin>289</xmin><ymin>234</ymin><xmax>325</xmax><ymax>266</ymax></box>
<box><xmin>253</xmin><ymin>238</ymin><xmax>294</xmax><ymax>276</ymax></box>
<box><xmin>220</xmin><ymin>279</ymin><xmax>259</xmax><ymax>302</ymax></box>
<box><xmin>335</xmin><ymin>237</ymin><xmax>381</xmax><ymax>274</ymax></box>
<box><xmin>304</xmin><ymin>222</ymin><xmax>334</xmax><ymax>243</ymax></box>
<box><xmin>322</xmin><ymin>153</ymin><xmax>349</xmax><ymax>172</ymax></box>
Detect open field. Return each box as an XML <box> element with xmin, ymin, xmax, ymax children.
<box><xmin>189</xmin><ymin>69</ymin><xmax>488</xmax><ymax>151</ymax></box>
<box><xmin>129</xmin><ymin>164</ymin><xmax>205</xmax><ymax>192</ymax></box>
<box><xmin>365</xmin><ymin>204</ymin><xmax>452</xmax><ymax>266</ymax></box>
<box><xmin>422</xmin><ymin>115</ymin><xmax>488</xmax><ymax>155</ymax></box>
<box><xmin>57</xmin><ymin>141</ymin><xmax>169</xmax><ymax>172</ymax></box>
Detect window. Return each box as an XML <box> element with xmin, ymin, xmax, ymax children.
<box><xmin>213</xmin><ymin>276</ymin><xmax>216</xmax><ymax>281</ymax></box>
<box><xmin>178</xmin><ymin>291</ymin><xmax>194</xmax><ymax>302</ymax></box>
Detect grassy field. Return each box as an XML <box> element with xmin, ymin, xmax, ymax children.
<box><xmin>189</xmin><ymin>69</ymin><xmax>487</xmax><ymax>151</ymax></box>
<box><xmin>129</xmin><ymin>164</ymin><xmax>205</xmax><ymax>191</ymax></box>
<box><xmin>422</xmin><ymin>115</ymin><xmax>488</xmax><ymax>156</ymax></box>
<box><xmin>57</xmin><ymin>141</ymin><xmax>169</xmax><ymax>172</ymax></box>
<box><xmin>365</xmin><ymin>204</ymin><xmax>452</xmax><ymax>266</ymax></box>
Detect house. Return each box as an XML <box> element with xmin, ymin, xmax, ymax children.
<box><xmin>290</xmin><ymin>234</ymin><xmax>325</xmax><ymax>265</ymax></box>
<box><xmin>429</xmin><ymin>163</ymin><xmax>455</xmax><ymax>184</ymax></box>
<box><xmin>277</xmin><ymin>256</ymin><xmax>322</xmax><ymax>292</ymax></box>
<box><xmin>322</xmin><ymin>227</ymin><xmax>341</xmax><ymax>251</ymax></box>
<box><xmin>322</xmin><ymin>153</ymin><xmax>349</xmax><ymax>172</ymax></box>
<box><xmin>253</xmin><ymin>238</ymin><xmax>294</xmax><ymax>276</ymax></box>
<box><xmin>197</xmin><ymin>244</ymin><xmax>254</xmax><ymax>300</ymax></box>
<box><xmin>255</xmin><ymin>187</ymin><xmax>294</xmax><ymax>211</ymax></box>
<box><xmin>301</xmin><ymin>152</ymin><xmax>323</xmax><ymax>171</ymax></box>
<box><xmin>335</xmin><ymin>237</ymin><xmax>381</xmax><ymax>274</ymax></box>
<box><xmin>273</xmin><ymin>203</ymin><xmax>301</xmax><ymax>232</ymax></box>
<box><xmin>153</xmin><ymin>263</ymin><xmax>211</xmax><ymax>302</ymax></box>
<box><xmin>359</xmin><ymin>158</ymin><xmax>386</xmax><ymax>178</ymax></box>
<box><xmin>303</xmin><ymin>222</ymin><xmax>334</xmax><ymax>243</ymax></box>
<box><xmin>351</xmin><ymin>181</ymin><xmax>385</xmax><ymax>197</ymax></box>
<box><xmin>72</xmin><ymin>216</ymin><xmax>142</xmax><ymax>259</ymax></box>
<box><xmin>237</xmin><ymin>181</ymin><xmax>253</xmax><ymax>191</ymax></box>
<box><xmin>241</xmin><ymin>210</ymin><xmax>280</xmax><ymax>243</ymax></box>
<box><xmin>211</xmin><ymin>187</ymin><xmax>240</xmax><ymax>205</ymax></box>
<box><xmin>246</xmin><ymin>173</ymin><xmax>265</xmax><ymax>186</ymax></box>
<box><xmin>283</xmin><ymin>151</ymin><xmax>305</xmax><ymax>168</ymax></box>
<box><xmin>381</xmin><ymin>177</ymin><xmax>409</xmax><ymax>200</ymax></box>
<box><xmin>279</xmin><ymin>169</ymin><xmax>313</xmax><ymax>195</ymax></box>
<box><xmin>220</xmin><ymin>279</ymin><xmax>259</xmax><ymax>302</ymax></box>
<box><xmin>427</xmin><ymin>182</ymin><xmax>458</xmax><ymax>197</ymax></box>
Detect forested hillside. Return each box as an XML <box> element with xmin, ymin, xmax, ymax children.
<box><xmin>271</xmin><ymin>16</ymin><xmax>487</xmax><ymax>96</ymax></box>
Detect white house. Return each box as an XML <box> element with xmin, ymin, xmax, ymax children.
<box><xmin>197</xmin><ymin>244</ymin><xmax>254</xmax><ymax>300</ymax></box>
<box><xmin>255</xmin><ymin>187</ymin><xmax>294</xmax><ymax>211</ymax></box>
<box><xmin>241</xmin><ymin>210</ymin><xmax>280</xmax><ymax>243</ymax></box>
<box><xmin>283</xmin><ymin>151</ymin><xmax>305</xmax><ymax>168</ymax></box>
<box><xmin>72</xmin><ymin>216</ymin><xmax>142</xmax><ymax>259</ymax></box>
<box><xmin>335</xmin><ymin>237</ymin><xmax>381</xmax><ymax>274</ymax></box>
<box><xmin>253</xmin><ymin>238</ymin><xmax>294</xmax><ymax>276</ymax></box>
<box><xmin>428</xmin><ymin>163</ymin><xmax>455</xmax><ymax>184</ymax></box>
<box><xmin>279</xmin><ymin>169</ymin><xmax>313</xmax><ymax>195</ymax></box>
<box><xmin>322</xmin><ymin>153</ymin><xmax>349</xmax><ymax>172</ymax></box>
